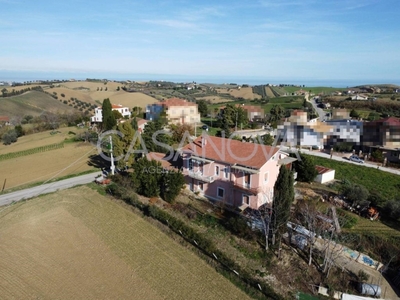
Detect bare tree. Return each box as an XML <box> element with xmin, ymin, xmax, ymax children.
<box><xmin>295</xmin><ymin>199</ymin><xmax>320</xmax><ymax>266</ymax></box>
<box><xmin>245</xmin><ymin>189</ymin><xmax>275</xmax><ymax>251</ymax></box>
<box><xmin>320</xmin><ymin>207</ymin><xmax>358</xmax><ymax>278</ymax></box>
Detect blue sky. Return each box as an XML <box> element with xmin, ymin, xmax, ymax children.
<box><xmin>0</xmin><ymin>0</ymin><xmax>399</xmax><ymax>83</ymax></box>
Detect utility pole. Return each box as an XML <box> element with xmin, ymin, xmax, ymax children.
<box><xmin>109</xmin><ymin>135</ymin><xmax>115</xmax><ymax>176</ymax></box>
<box><xmin>1</xmin><ymin>179</ymin><xmax>6</xmax><ymax>192</ymax></box>
<box><xmin>235</xmin><ymin>111</ymin><xmax>238</xmax><ymax>132</ymax></box>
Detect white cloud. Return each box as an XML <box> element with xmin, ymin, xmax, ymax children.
<box><xmin>141</xmin><ymin>19</ymin><xmax>196</xmax><ymax>29</ymax></box>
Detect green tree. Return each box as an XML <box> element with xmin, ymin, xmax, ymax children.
<box><xmin>101</xmin><ymin>98</ymin><xmax>116</xmax><ymax>130</ymax></box>
<box><xmin>342</xmin><ymin>183</ymin><xmax>370</xmax><ymax>207</ymax></box>
<box><xmin>170</xmin><ymin>123</ymin><xmax>194</xmax><ymax>144</ymax></box>
<box><xmin>1</xmin><ymin>88</ymin><xmax>8</xmax><ymax>97</ymax></box>
<box><xmin>371</xmin><ymin>150</ymin><xmax>383</xmax><ymax>162</ymax></box>
<box><xmin>131</xmin><ymin>117</ymin><xmax>138</xmax><ymax>130</ymax></box>
<box><xmin>350</xmin><ymin>109</ymin><xmax>360</xmax><ymax>119</ymax></box>
<box><xmin>132</xmin><ymin>106</ymin><xmax>143</xmax><ymax>117</ymax></box>
<box><xmin>112</xmin><ymin>109</ymin><xmax>123</xmax><ymax>120</ymax></box>
<box><xmin>112</xmin><ymin>122</ymin><xmax>138</xmax><ymax>168</ymax></box>
<box><xmin>14</xmin><ymin>125</ymin><xmax>24</xmax><ymax>137</ymax></box>
<box><xmin>131</xmin><ymin>157</ymin><xmax>162</xmax><ymax>197</ymax></box>
<box><xmin>131</xmin><ymin>157</ymin><xmax>185</xmax><ymax>203</ymax></box>
<box><xmin>219</xmin><ymin>104</ymin><xmax>245</xmax><ymax>136</ymax></box>
<box><xmin>272</xmin><ymin>166</ymin><xmax>294</xmax><ymax>246</ymax></box>
<box><xmin>302</xmin><ymin>98</ymin><xmax>308</xmax><ymax>109</ymax></box>
<box><xmin>197</xmin><ymin>100</ymin><xmax>208</xmax><ymax>117</ymax></box>
<box><xmin>292</xmin><ymin>153</ymin><xmax>318</xmax><ymax>183</ymax></box>
<box><xmin>2</xmin><ymin>129</ymin><xmax>18</xmax><ymax>145</ymax></box>
<box><xmin>158</xmin><ymin>110</ymin><xmax>168</xmax><ymax>127</ymax></box>
<box><xmin>367</xmin><ymin>112</ymin><xmax>380</xmax><ymax>121</ymax></box>
<box><xmin>117</xmin><ymin>86</ymin><xmax>120</xmax><ymax>91</ymax></box>
<box><xmin>160</xmin><ymin>169</ymin><xmax>185</xmax><ymax>203</ymax></box>
<box><xmin>256</xmin><ymin>133</ymin><xmax>274</xmax><ymax>146</ymax></box>
<box><xmin>141</xmin><ymin>120</ymin><xmax>172</xmax><ymax>153</ymax></box>
<box><xmin>269</xmin><ymin>105</ymin><xmax>285</xmax><ymax>126</ymax></box>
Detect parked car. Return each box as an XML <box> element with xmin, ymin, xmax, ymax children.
<box><xmin>349</xmin><ymin>155</ymin><xmax>364</xmax><ymax>163</ymax></box>
<box><xmin>201</xmin><ymin>125</ymin><xmax>208</xmax><ymax>131</ymax></box>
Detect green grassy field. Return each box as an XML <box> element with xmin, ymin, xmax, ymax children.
<box><xmin>206</xmin><ymin>97</ymin><xmax>304</xmax><ymax>114</ymax></box>
<box><xmin>345</xmin><ymin>213</ymin><xmax>400</xmax><ymax>237</ymax></box>
<box><xmin>282</xmin><ymin>86</ymin><xmax>344</xmax><ymax>94</ymax></box>
<box><xmin>0</xmin><ymin>91</ymin><xmax>75</xmax><ymax>117</ymax></box>
<box><xmin>306</xmin><ymin>154</ymin><xmax>399</xmax><ymax>200</ymax></box>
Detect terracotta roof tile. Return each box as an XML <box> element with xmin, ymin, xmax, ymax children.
<box><xmin>137</xmin><ymin>119</ymin><xmax>148</xmax><ymax>126</ymax></box>
<box><xmin>158</xmin><ymin>98</ymin><xmax>197</xmax><ymax>107</ymax></box>
<box><xmin>315</xmin><ymin>165</ymin><xmax>333</xmax><ymax>174</ymax></box>
<box><xmin>146</xmin><ymin>152</ymin><xmax>175</xmax><ymax>170</ymax></box>
<box><xmin>182</xmin><ymin>136</ymin><xmax>279</xmax><ymax>169</ymax></box>
<box><xmin>366</xmin><ymin>116</ymin><xmax>400</xmax><ymax>126</ymax></box>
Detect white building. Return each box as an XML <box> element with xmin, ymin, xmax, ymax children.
<box><xmin>90</xmin><ymin>104</ymin><xmax>131</xmax><ymax>123</ymax></box>
<box><xmin>314</xmin><ymin>165</ymin><xmax>335</xmax><ymax>184</ymax></box>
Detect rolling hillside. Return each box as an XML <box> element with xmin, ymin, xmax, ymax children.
<box><xmin>46</xmin><ymin>81</ymin><xmax>157</xmax><ymax>108</ymax></box>
<box><xmin>0</xmin><ymin>91</ymin><xmax>75</xmax><ymax>117</ymax></box>
<box><xmin>0</xmin><ymin>81</ymin><xmax>158</xmax><ymax>120</ymax></box>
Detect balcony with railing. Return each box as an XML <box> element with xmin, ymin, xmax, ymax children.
<box><xmin>188</xmin><ymin>170</ymin><xmax>215</xmax><ymax>183</ymax></box>
<box><xmin>233</xmin><ymin>182</ymin><xmax>260</xmax><ymax>195</ymax></box>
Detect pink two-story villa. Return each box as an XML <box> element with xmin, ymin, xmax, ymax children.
<box><xmin>180</xmin><ymin>136</ymin><xmax>296</xmax><ymax>210</ymax></box>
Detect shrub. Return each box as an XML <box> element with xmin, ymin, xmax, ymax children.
<box><xmin>14</xmin><ymin>125</ymin><xmax>24</xmax><ymax>137</ymax></box>
<box><xmin>226</xmin><ymin>216</ymin><xmax>254</xmax><ymax>239</ymax></box>
<box><xmin>2</xmin><ymin>130</ymin><xmax>18</xmax><ymax>145</ymax></box>
<box><xmin>358</xmin><ymin>270</ymin><xmax>370</xmax><ymax>282</ymax></box>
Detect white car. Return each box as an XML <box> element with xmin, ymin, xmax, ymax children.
<box><xmin>349</xmin><ymin>155</ymin><xmax>364</xmax><ymax>163</ymax></box>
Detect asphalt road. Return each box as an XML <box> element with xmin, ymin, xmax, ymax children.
<box><xmin>0</xmin><ymin>171</ymin><xmax>101</xmax><ymax>206</ymax></box>
<box><xmin>280</xmin><ymin>146</ymin><xmax>400</xmax><ymax>176</ymax></box>
<box><xmin>309</xmin><ymin>95</ymin><xmax>326</xmax><ymax>121</ymax></box>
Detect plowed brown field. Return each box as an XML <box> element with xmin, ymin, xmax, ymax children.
<box><xmin>0</xmin><ymin>186</ymin><xmax>250</xmax><ymax>300</ymax></box>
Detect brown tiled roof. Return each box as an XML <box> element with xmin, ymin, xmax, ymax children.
<box><xmin>137</xmin><ymin>119</ymin><xmax>148</xmax><ymax>126</ymax></box>
<box><xmin>291</xmin><ymin>110</ymin><xmax>306</xmax><ymax>116</ymax></box>
<box><xmin>146</xmin><ymin>152</ymin><xmax>175</xmax><ymax>170</ymax></box>
<box><xmin>366</xmin><ymin>116</ymin><xmax>400</xmax><ymax>126</ymax></box>
<box><xmin>111</xmin><ymin>104</ymin><xmax>124</xmax><ymax>109</ymax></box>
<box><xmin>315</xmin><ymin>165</ymin><xmax>333</xmax><ymax>174</ymax></box>
<box><xmin>0</xmin><ymin>116</ymin><xmax>10</xmax><ymax>122</ymax></box>
<box><xmin>158</xmin><ymin>98</ymin><xmax>196</xmax><ymax>107</ymax></box>
<box><xmin>96</xmin><ymin>104</ymin><xmax>126</xmax><ymax>109</ymax></box>
<box><xmin>182</xmin><ymin>136</ymin><xmax>279</xmax><ymax>169</ymax></box>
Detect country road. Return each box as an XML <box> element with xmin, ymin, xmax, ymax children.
<box><xmin>280</xmin><ymin>146</ymin><xmax>400</xmax><ymax>176</ymax></box>
<box><xmin>307</xmin><ymin>94</ymin><xmax>326</xmax><ymax>121</ymax></box>
<box><xmin>0</xmin><ymin>171</ymin><xmax>101</xmax><ymax>206</ymax></box>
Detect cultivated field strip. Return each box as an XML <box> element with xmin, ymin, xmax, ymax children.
<box><xmin>0</xmin><ymin>143</ymin><xmax>96</xmax><ymax>190</ymax></box>
<box><xmin>0</xmin><ymin>142</ymin><xmax>64</xmax><ymax>161</ymax></box>
<box><xmin>0</xmin><ymin>187</ymin><xmax>250</xmax><ymax>300</ymax></box>
<box><xmin>65</xmin><ymin>188</ymin><xmax>250</xmax><ymax>299</ymax></box>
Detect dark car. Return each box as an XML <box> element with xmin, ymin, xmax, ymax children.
<box><xmin>202</xmin><ymin>125</ymin><xmax>208</xmax><ymax>130</ymax></box>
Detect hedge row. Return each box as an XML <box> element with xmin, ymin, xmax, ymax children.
<box><xmin>0</xmin><ymin>142</ymin><xmax>64</xmax><ymax>161</ymax></box>
<box><xmin>107</xmin><ymin>184</ymin><xmax>283</xmax><ymax>300</ymax></box>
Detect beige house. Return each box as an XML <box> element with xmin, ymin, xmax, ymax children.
<box><xmin>146</xmin><ymin>98</ymin><xmax>201</xmax><ymax>125</ymax></box>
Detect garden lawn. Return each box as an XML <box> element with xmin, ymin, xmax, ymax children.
<box><xmin>306</xmin><ymin>154</ymin><xmax>400</xmax><ymax>201</ymax></box>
